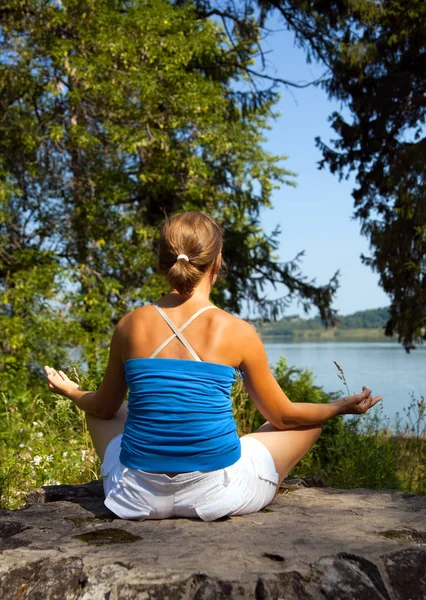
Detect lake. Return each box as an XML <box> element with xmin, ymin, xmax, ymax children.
<box><xmin>263</xmin><ymin>341</ymin><xmax>425</xmax><ymax>424</ymax></box>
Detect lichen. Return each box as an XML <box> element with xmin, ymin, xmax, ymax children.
<box><xmin>66</xmin><ymin>515</ymin><xmax>114</xmax><ymax>528</ymax></box>
<box><xmin>276</xmin><ymin>487</ymin><xmax>299</xmax><ymax>495</ymax></box>
<box><xmin>73</xmin><ymin>528</ymin><xmax>142</xmax><ymax>545</ymax></box>
<box><xmin>378</xmin><ymin>529</ymin><xmax>426</xmax><ymax>545</ymax></box>
<box><xmin>66</xmin><ymin>516</ymin><xmax>97</xmax><ymax>528</ymax></box>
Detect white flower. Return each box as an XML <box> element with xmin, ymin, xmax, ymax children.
<box><xmin>62</xmin><ymin>452</ymin><xmax>68</xmax><ymax>458</ymax></box>
<box><xmin>19</xmin><ymin>443</ymin><xmax>25</xmax><ymax>448</ymax></box>
<box><xmin>81</xmin><ymin>450</ymin><xmax>88</xmax><ymax>461</ymax></box>
<box><xmin>37</xmin><ymin>432</ymin><xmax>43</xmax><ymax>438</ymax></box>
<box><xmin>32</xmin><ymin>421</ymin><xmax>38</xmax><ymax>426</ymax></box>
<box><xmin>47</xmin><ymin>455</ymin><xmax>54</xmax><ymax>463</ymax></box>
<box><xmin>33</xmin><ymin>455</ymin><xmax>41</xmax><ymax>466</ymax></box>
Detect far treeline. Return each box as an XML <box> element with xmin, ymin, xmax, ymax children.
<box><xmin>257</xmin><ymin>307</ymin><xmax>391</xmax><ymax>340</ymax></box>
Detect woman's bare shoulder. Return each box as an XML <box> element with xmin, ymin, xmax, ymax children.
<box><xmin>115</xmin><ymin>305</ymin><xmax>153</xmax><ymax>334</ymax></box>
<box><xmin>212</xmin><ymin>308</ymin><xmax>259</xmax><ymax>341</ymax></box>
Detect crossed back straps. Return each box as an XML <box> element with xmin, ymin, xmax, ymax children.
<box><xmin>150</xmin><ymin>303</ymin><xmax>217</xmax><ymax>362</ymax></box>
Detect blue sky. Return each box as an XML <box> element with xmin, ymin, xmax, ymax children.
<box><xmin>254</xmin><ymin>18</ymin><xmax>389</xmax><ymax>317</ymax></box>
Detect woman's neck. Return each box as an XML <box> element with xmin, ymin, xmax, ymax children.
<box><xmin>163</xmin><ymin>277</ymin><xmax>213</xmax><ymax>307</ymax></box>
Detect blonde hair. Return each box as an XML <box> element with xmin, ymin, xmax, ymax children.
<box><xmin>158</xmin><ymin>212</ymin><xmax>223</xmax><ymax>295</ymax></box>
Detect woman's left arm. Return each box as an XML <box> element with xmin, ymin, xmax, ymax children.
<box><xmin>44</xmin><ymin>324</ymin><xmax>128</xmax><ymax>419</ymax></box>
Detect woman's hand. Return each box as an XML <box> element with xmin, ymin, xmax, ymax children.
<box><xmin>337</xmin><ymin>386</ymin><xmax>382</xmax><ymax>415</ymax></box>
<box><xmin>44</xmin><ymin>366</ymin><xmax>80</xmax><ymax>398</ymax></box>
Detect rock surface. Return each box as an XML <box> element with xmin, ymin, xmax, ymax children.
<box><xmin>1</xmin><ymin>479</ymin><xmax>425</xmax><ymax>599</ymax></box>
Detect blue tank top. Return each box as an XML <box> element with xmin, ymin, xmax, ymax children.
<box><xmin>119</xmin><ymin>304</ymin><xmax>241</xmax><ymax>472</ymax></box>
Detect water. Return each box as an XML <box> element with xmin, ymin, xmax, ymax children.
<box><xmin>263</xmin><ymin>342</ymin><xmax>426</xmax><ymax>423</ymax></box>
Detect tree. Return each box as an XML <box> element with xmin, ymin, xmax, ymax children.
<box><xmin>0</xmin><ymin>0</ymin><xmax>338</xmax><ymax>388</ymax></box>
<box><xmin>311</xmin><ymin>1</ymin><xmax>426</xmax><ymax>352</ymax></box>
<box><xmin>196</xmin><ymin>0</ymin><xmax>425</xmax><ymax>350</ymax></box>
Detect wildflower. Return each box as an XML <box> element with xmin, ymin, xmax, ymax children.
<box><xmin>37</xmin><ymin>432</ymin><xmax>43</xmax><ymax>438</ymax></box>
<box><xmin>81</xmin><ymin>449</ymin><xmax>88</xmax><ymax>461</ymax></box>
<box><xmin>19</xmin><ymin>443</ymin><xmax>25</xmax><ymax>448</ymax></box>
<box><xmin>32</xmin><ymin>421</ymin><xmax>38</xmax><ymax>426</ymax></box>
<box><xmin>62</xmin><ymin>451</ymin><xmax>68</xmax><ymax>458</ymax></box>
<box><xmin>33</xmin><ymin>456</ymin><xmax>42</xmax><ymax>466</ymax></box>
<box><xmin>47</xmin><ymin>455</ymin><xmax>54</xmax><ymax>463</ymax></box>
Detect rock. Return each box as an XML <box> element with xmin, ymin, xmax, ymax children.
<box><xmin>0</xmin><ymin>481</ymin><xmax>425</xmax><ymax>599</ymax></box>
<box><xmin>382</xmin><ymin>549</ymin><xmax>426</xmax><ymax>600</ymax></box>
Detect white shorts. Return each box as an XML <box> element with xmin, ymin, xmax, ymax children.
<box><xmin>100</xmin><ymin>436</ymin><xmax>279</xmax><ymax>522</ymax></box>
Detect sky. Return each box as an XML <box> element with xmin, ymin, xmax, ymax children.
<box><xmin>252</xmin><ymin>17</ymin><xmax>389</xmax><ymax>317</ymax></box>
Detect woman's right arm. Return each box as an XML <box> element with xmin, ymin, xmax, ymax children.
<box><xmin>239</xmin><ymin>323</ymin><xmax>382</xmax><ymax>429</ymax></box>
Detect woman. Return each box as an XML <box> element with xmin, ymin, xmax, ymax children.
<box><xmin>44</xmin><ymin>211</ymin><xmax>382</xmax><ymax>521</ymax></box>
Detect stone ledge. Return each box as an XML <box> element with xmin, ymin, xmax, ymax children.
<box><xmin>0</xmin><ymin>480</ymin><xmax>425</xmax><ymax>599</ymax></box>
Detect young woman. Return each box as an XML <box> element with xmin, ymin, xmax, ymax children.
<box><xmin>44</xmin><ymin>211</ymin><xmax>382</xmax><ymax>521</ymax></box>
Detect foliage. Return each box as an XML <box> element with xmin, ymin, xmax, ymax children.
<box><xmin>233</xmin><ymin>375</ymin><xmax>265</xmax><ymax>436</ymax></box>
<box><xmin>196</xmin><ymin>0</ymin><xmax>426</xmax><ymax>351</ymax></box>
<box><xmin>315</xmin><ymin>410</ymin><xmax>401</xmax><ymax>491</ymax></box>
<box><xmin>310</xmin><ymin>0</ymin><xmax>426</xmax><ymax>352</ymax></box>
<box><xmin>257</xmin><ymin>306</ymin><xmax>390</xmax><ymax>337</ymax></box>
<box><xmin>0</xmin><ymin>0</ymin><xmax>340</xmax><ymax>393</ymax></box>
<box><xmin>273</xmin><ymin>357</ymin><xmax>344</xmax><ymax>471</ymax></box>
<box><xmin>393</xmin><ymin>394</ymin><xmax>426</xmax><ymax>494</ymax></box>
<box><xmin>0</xmin><ymin>388</ymin><xmax>98</xmax><ymax>509</ymax></box>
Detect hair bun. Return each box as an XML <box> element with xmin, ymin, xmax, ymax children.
<box><xmin>158</xmin><ymin>211</ymin><xmax>223</xmax><ymax>296</ymax></box>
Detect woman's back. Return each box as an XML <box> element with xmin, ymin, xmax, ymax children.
<box><xmin>118</xmin><ymin>302</ymin><xmax>243</xmax><ymax>472</ymax></box>
<box><xmin>120</xmin><ymin>301</ymin><xmax>245</xmax><ymax>368</ymax></box>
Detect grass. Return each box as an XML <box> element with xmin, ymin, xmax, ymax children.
<box><xmin>1</xmin><ymin>361</ymin><xmax>425</xmax><ymax>509</ymax></box>
<box><xmin>0</xmin><ymin>388</ymin><xmax>99</xmax><ymax>509</ymax></box>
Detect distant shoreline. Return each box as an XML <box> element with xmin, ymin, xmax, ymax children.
<box><xmin>258</xmin><ymin>328</ymin><xmax>395</xmax><ymax>343</ymax></box>
<box><xmin>255</xmin><ymin>307</ymin><xmax>394</xmax><ymax>343</ymax></box>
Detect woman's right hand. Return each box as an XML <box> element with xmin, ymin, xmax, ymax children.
<box><xmin>337</xmin><ymin>386</ymin><xmax>383</xmax><ymax>415</ymax></box>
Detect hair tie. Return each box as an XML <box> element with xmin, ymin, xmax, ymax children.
<box><xmin>176</xmin><ymin>254</ymin><xmax>189</xmax><ymax>262</ymax></box>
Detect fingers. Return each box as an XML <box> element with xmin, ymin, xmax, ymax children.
<box><xmin>44</xmin><ymin>366</ymin><xmax>62</xmax><ymax>378</ymax></box>
<box><xmin>359</xmin><ymin>387</ymin><xmax>372</xmax><ymax>404</ymax></box>
<box><xmin>346</xmin><ymin>386</ymin><xmax>382</xmax><ymax>415</ymax></box>
<box><xmin>44</xmin><ymin>365</ymin><xmax>65</xmax><ymax>389</ymax></box>
<box><xmin>356</xmin><ymin>386</ymin><xmax>382</xmax><ymax>413</ymax></box>
<box><xmin>58</xmin><ymin>370</ymin><xmax>69</xmax><ymax>382</ymax></box>
<box><xmin>370</xmin><ymin>395</ymin><xmax>383</xmax><ymax>408</ymax></box>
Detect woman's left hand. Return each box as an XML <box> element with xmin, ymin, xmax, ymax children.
<box><xmin>44</xmin><ymin>366</ymin><xmax>80</xmax><ymax>398</ymax></box>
